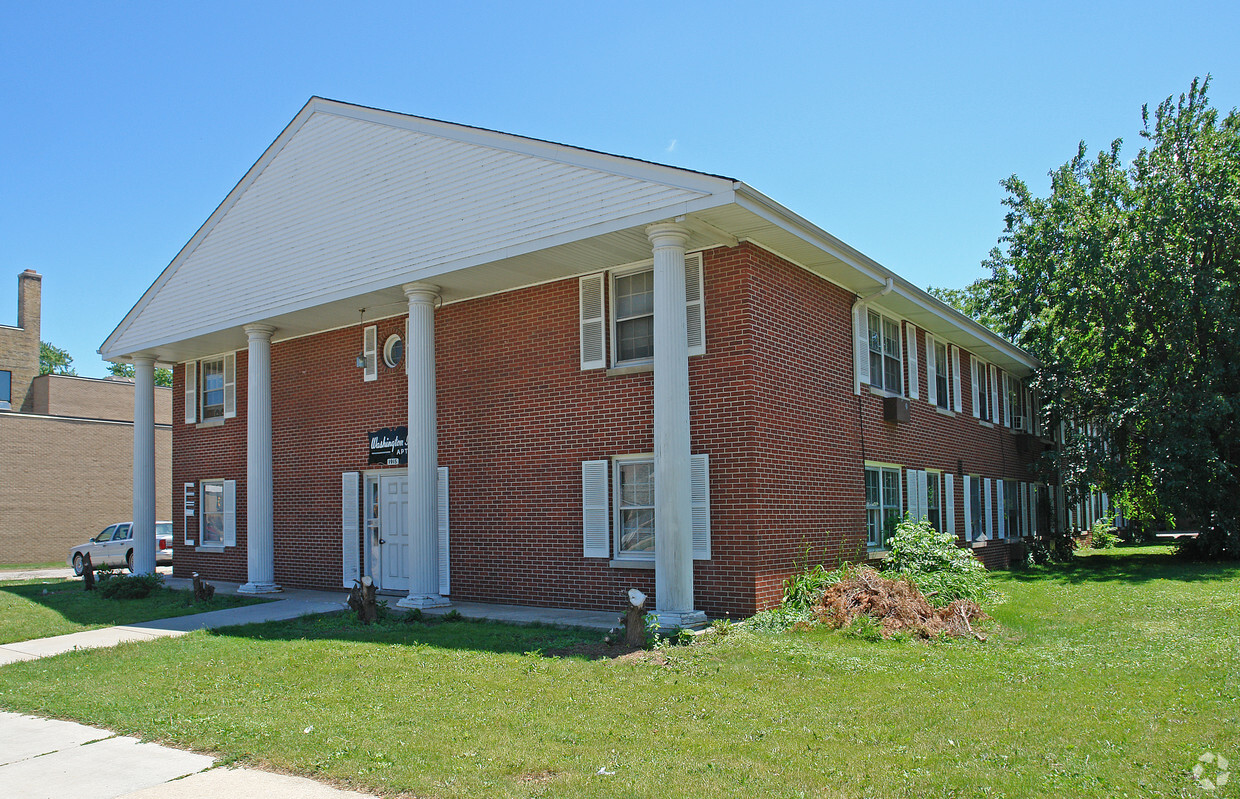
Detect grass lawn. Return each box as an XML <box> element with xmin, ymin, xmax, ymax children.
<box><xmin>0</xmin><ymin>561</ymin><xmax>67</xmax><ymax>571</ymax></box>
<box><xmin>0</xmin><ymin>578</ymin><xmax>270</xmax><ymax>645</ymax></box>
<box><xmin>0</xmin><ymin>546</ymin><xmax>1236</xmax><ymax>798</ymax></box>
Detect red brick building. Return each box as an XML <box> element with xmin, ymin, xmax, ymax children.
<box><xmin>103</xmin><ymin>99</ymin><xmax>1058</xmax><ymax>622</ymax></box>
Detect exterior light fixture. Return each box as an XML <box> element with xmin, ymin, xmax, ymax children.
<box><xmin>355</xmin><ymin>308</ymin><xmax>367</xmax><ymax>368</ymax></box>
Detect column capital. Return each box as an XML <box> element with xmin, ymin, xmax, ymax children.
<box><xmin>243</xmin><ymin>323</ymin><xmax>277</xmax><ymax>340</ymax></box>
<box><xmin>646</xmin><ymin>222</ymin><xmax>691</xmax><ymax>249</ymax></box>
<box><xmin>403</xmin><ymin>282</ymin><xmax>441</xmax><ymax>303</ymax></box>
<box><xmin>130</xmin><ymin>353</ymin><xmax>157</xmax><ymax>367</ymax></box>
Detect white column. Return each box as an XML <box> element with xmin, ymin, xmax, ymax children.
<box><xmin>647</xmin><ymin>222</ymin><xmax>707</xmax><ymax>629</ymax></box>
<box><xmin>399</xmin><ymin>282</ymin><xmax>450</xmax><ymax>609</ymax></box>
<box><xmin>131</xmin><ymin>355</ymin><xmax>157</xmax><ymax>575</ymax></box>
<box><xmin>239</xmin><ymin>323</ymin><xmax>281</xmax><ymax>594</ymax></box>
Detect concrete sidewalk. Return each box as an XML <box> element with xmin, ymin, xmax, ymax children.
<box><xmin>0</xmin><ymin>711</ymin><xmax>376</xmax><ymax>798</ymax></box>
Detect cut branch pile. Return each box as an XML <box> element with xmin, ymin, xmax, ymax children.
<box><xmin>813</xmin><ymin>567</ymin><xmax>987</xmax><ymax>639</ymax></box>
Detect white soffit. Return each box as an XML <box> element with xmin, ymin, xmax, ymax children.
<box><xmin>102</xmin><ymin>100</ymin><xmax>730</xmax><ymax>359</ymax></box>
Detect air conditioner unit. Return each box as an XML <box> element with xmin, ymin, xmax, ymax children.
<box><xmin>883</xmin><ymin>396</ymin><xmax>910</xmax><ymax>423</ymax></box>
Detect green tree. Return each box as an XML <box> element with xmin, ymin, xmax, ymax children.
<box><xmin>107</xmin><ymin>361</ymin><xmax>173</xmax><ymax>387</ymax></box>
<box><xmin>975</xmin><ymin>77</ymin><xmax>1240</xmax><ymax>557</ymax></box>
<box><xmin>39</xmin><ymin>341</ymin><xmax>76</xmax><ymax>375</ymax></box>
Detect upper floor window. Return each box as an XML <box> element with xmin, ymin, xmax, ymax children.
<box><xmin>613</xmin><ymin>270</ymin><xmax>655</xmax><ymax>363</ymax></box>
<box><xmin>972</xmin><ymin>357</ymin><xmax>993</xmax><ymax>422</ymax></box>
<box><xmin>868</xmin><ymin>311</ymin><xmax>902</xmax><ymax>394</ymax></box>
<box><xmin>0</xmin><ymin>369</ymin><xmax>10</xmax><ymax>410</ymax></box>
<box><xmin>183</xmin><ymin>354</ymin><xmax>235</xmax><ymax>424</ymax></box>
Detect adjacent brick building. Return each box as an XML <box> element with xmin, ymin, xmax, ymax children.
<box><xmin>102</xmin><ymin>99</ymin><xmax>1063</xmax><ymax>621</ymax></box>
<box><xmin>0</xmin><ymin>272</ymin><xmax>172</xmax><ymax>565</ymax></box>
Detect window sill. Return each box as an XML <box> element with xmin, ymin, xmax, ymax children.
<box><xmin>977</xmin><ymin>420</ymin><xmax>994</xmax><ymax>428</ymax></box>
<box><xmin>933</xmin><ymin>406</ymin><xmax>956</xmax><ymax>418</ymax></box>
<box><xmin>607</xmin><ymin>363</ymin><xmax>653</xmax><ymax>377</ymax></box>
<box><xmin>865</xmin><ymin>548</ymin><xmax>890</xmax><ymax>559</ymax></box>
<box><xmin>609</xmin><ymin>558</ymin><xmax>655</xmax><ymax>569</ymax></box>
<box><xmin>195</xmin><ymin>419</ymin><xmax>225</xmax><ymax>429</ymax></box>
<box><xmin>196</xmin><ymin>545</ymin><xmax>228</xmax><ymax>553</ymax></box>
<box><xmin>867</xmin><ymin>387</ymin><xmax>902</xmax><ymax>399</ymax></box>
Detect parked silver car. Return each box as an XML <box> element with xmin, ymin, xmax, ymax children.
<box><xmin>68</xmin><ymin>521</ymin><xmax>173</xmax><ymax>575</ymax></box>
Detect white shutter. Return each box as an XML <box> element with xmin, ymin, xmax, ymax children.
<box><xmin>996</xmin><ymin>481</ymin><xmax>1006</xmax><ymax>539</ymax></box>
<box><xmin>363</xmin><ymin>325</ymin><xmax>378</xmax><ymax>382</ymax></box>
<box><xmin>691</xmin><ymin>453</ymin><xmax>710</xmax><ymax>560</ymax></box>
<box><xmin>905</xmin><ymin>324</ymin><xmax>919</xmax><ymax>399</ymax></box>
<box><xmin>962</xmin><ymin>475</ymin><xmax>973</xmax><ymax>541</ymax></box>
<box><xmin>853</xmin><ymin>303</ymin><xmax>869</xmax><ymax>393</ymax></box>
<box><xmin>342</xmin><ymin>472</ymin><xmax>360</xmax><ymax>587</ymax></box>
<box><xmin>582</xmin><ymin>460</ymin><xmax>610</xmax><ymax>557</ymax></box>
<box><xmin>1023</xmin><ymin>483</ymin><xmax>1033</xmax><ymax>538</ymax></box>
<box><xmin>951</xmin><ymin>346</ymin><xmax>962</xmax><ymax>413</ymax></box>
<box><xmin>918</xmin><ymin>471</ymin><xmax>929</xmax><ymax>522</ymax></box>
<box><xmin>1101</xmin><ymin>492</ymin><xmax>1109</xmax><ymax>520</ymax></box>
<box><xmin>906</xmin><ymin>469</ymin><xmax>922</xmax><ymax>520</ymax></box>
<box><xmin>183</xmin><ymin>483</ymin><xmax>196</xmax><ymax>545</ymax></box>
<box><xmin>989</xmin><ymin>366</ymin><xmax>1001</xmax><ymax>426</ymax></box>
<box><xmin>579</xmin><ymin>274</ymin><xmax>606</xmax><ymax>370</ymax></box>
<box><xmin>944</xmin><ymin>473</ymin><xmax>956</xmax><ymax>539</ymax></box>
<box><xmin>1002</xmin><ymin>374</ymin><xmax>1012</xmax><ymax>428</ymax></box>
<box><xmin>437</xmin><ymin>467</ymin><xmax>450</xmax><ymax>595</ymax></box>
<box><xmin>925</xmin><ymin>334</ymin><xmax>937</xmax><ymax>405</ymax></box>
<box><xmin>685</xmin><ymin>253</ymin><xmax>705</xmax><ymax>356</ymax></box>
<box><xmin>223</xmin><ymin>353</ymin><xmax>236</xmax><ymax>419</ymax></box>
<box><xmin>184</xmin><ymin>361</ymin><xmax>197</xmax><ymax>424</ymax></box>
<box><xmin>971</xmin><ymin>358</ymin><xmax>981</xmax><ymax>418</ymax></box>
<box><xmin>223</xmin><ymin>479</ymin><xmax>237</xmax><ymax>547</ymax></box>
<box><xmin>983</xmin><ymin>478</ymin><xmax>994</xmax><ymax>541</ymax></box>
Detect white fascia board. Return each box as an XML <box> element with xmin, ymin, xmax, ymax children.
<box><xmin>100</xmin><ymin>188</ymin><xmax>739</xmax><ymax>361</ymax></box>
<box><xmin>732</xmin><ymin>183</ymin><xmax>1039</xmax><ymax>373</ymax></box>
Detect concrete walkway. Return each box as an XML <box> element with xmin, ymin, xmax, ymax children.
<box><xmin>0</xmin><ymin>711</ymin><xmax>375</xmax><ymax>798</ymax></box>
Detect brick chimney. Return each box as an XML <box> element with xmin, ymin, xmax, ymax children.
<box><xmin>1</xmin><ymin>270</ymin><xmax>42</xmax><ymax>412</ymax></box>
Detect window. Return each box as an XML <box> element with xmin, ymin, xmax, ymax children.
<box><xmin>865</xmin><ymin>465</ymin><xmax>902</xmax><ymax>548</ymax></box>
<box><xmin>383</xmin><ymin>334</ymin><xmax>403</xmax><ymax>369</ymax></box>
<box><xmin>184</xmin><ymin>354</ymin><xmax>235</xmax><ymax>424</ymax></box>
<box><xmin>587</xmin><ymin>253</ymin><xmax>705</xmax><ymax>370</ymax></box>
<box><xmin>1004</xmin><ymin>480</ymin><xmax>1022</xmax><ymax>538</ymax></box>
<box><xmin>201</xmin><ymin>358</ymin><xmax>226</xmax><ymax>419</ymax></box>
<box><xmin>932</xmin><ymin>340</ymin><xmax>950</xmax><ymax>409</ymax></box>
<box><xmin>972</xmin><ymin>357</ymin><xmax>992</xmax><ymax>421</ymax></box>
<box><xmin>613</xmin><ymin>270</ymin><xmax>655</xmax><ymax>363</ymax></box>
<box><xmin>198</xmin><ymin>479</ymin><xmax>236</xmax><ymax>547</ymax></box>
<box><xmin>615</xmin><ymin>458</ymin><xmax>655</xmax><ymax>557</ymax></box>
<box><xmin>969</xmin><ymin>476</ymin><xmax>985</xmax><ymax>540</ymax></box>
<box><xmin>927</xmin><ymin>472</ymin><xmax>942</xmax><ymax>532</ymax></box>
<box><xmin>868</xmin><ymin>311</ymin><xmax>902</xmax><ymax>394</ymax></box>
<box><xmin>0</xmin><ymin>369</ymin><xmax>9</xmax><ymax>409</ymax></box>
<box><xmin>581</xmin><ymin>454</ymin><xmax>711</xmax><ymax>561</ymax></box>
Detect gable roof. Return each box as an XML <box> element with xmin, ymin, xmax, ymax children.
<box><xmin>101</xmin><ymin>98</ymin><xmax>1034</xmax><ymax>374</ymax></box>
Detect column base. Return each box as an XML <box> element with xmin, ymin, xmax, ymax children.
<box><xmin>653</xmin><ymin>609</ymin><xmax>709</xmax><ymax>631</ymax></box>
<box><xmin>398</xmin><ymin>593</ymin><xmax>451</xmax><ymax>610</ymax></box>
<box><xmin>238</xmin><ymin>581</ymin><xmax>283</xmax><ymax>595</ymax></box>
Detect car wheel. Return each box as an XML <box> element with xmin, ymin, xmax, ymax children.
<box><xmin>127</xmin><ymin>550</ymin><xmax>134</xmax><ymax>572</ymax></box>
<box><xmin>72</xmin><ymin>553</ymin><xmax>84</xmax><ymax>576</ymax></box>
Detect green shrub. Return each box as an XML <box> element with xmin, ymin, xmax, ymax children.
<box><xmin>882</xmin><ymin>517</ymin><xmax>991</xmax><ymax>607</ymax></box>
<box><xmin>1091</xmin><ymin>517</ymin><xmax>1119</xmax><ymax>549</ymax></box>
<box><xmin>98</xmin><ymin>572</ymin><xmax>164</xmax><ymax>600</ymax></box>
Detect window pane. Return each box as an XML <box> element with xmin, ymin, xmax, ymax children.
<box><xmin>884</xmin><ymin>356</ymin><xmax>902</xmax><ymax>394</ymax></box>
<box><xmin>882</xmin><ymin>470</ymin><xmax>899</xmax><ymax>508</ymax></box>
<box><xmin>0</xmin><ymin>370</ymin><xmax>10</xmax><ymax>406</ymax></box>
<box><xmin>870</xmin><ymin>352</ymin><xmax>884</xmax><ymax>388</ymax></box>
<box><xmin>617</xmin><ymin>316</ymin><xmax>654</xmax><ymax>362</ymax></box>
<box><xmin>615</xmin><ymin>271</ymin><xmax>653</xmax><ymax>319</ymax></box>
<box><xmin>883</xmin><ymin>319</ymin><xmax>900</xmax><ymax>357</ymax></box>
<box><xmin>868</xmin><ymin>312</ymin><xmax>882</xmax><ymax>353</ymax></box>
<box><xmin>619</xmin><ymin>462</ymin><xmax>654</xmax><ymax>507</ymax></box>
<box><xmin>619</xmin><ymin>509</ymin><xmax>655</xmax><ymax>553</ymax></box>
<box><xmin>865</xmin><ymin>469</ymin><xmax>879</xmax><ymax>507</ymax></box>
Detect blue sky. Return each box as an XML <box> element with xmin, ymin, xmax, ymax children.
<box><xmin>3</xmin><ymin>1</ymin><xmax>1237</xmax><ymax>377</ymax></box>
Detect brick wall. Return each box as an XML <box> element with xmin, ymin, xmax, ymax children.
<box><xmin>0</xmin><ymin>414</ymin><xmax>172</xmax><ymax>564</ymax></box>
<box><xmin>171</xmin><ymin>243</ymin><xmax>1038</xmax><ymax>617</ymax></box>
<box><xmin>31</xmin><ymin>374</ymin><xmax>173</xmax><ymax>423</ymax></box>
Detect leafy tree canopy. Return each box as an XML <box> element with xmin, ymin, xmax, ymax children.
<box><xmin>107</xmin><ymin>361</ymin><xmax>173</xmax><ymax>387</ymax></box>
<box><xmin>39</xmin><ymin>341</ymin><xmax>76</xmax><ymax>376</ymax></box>
<box><xmin>961</xmin><ymin>77</ymin><xmax>1240</xmax><ymax>558</ymax></box>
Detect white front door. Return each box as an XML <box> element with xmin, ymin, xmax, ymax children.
<box><xmin>377</xmin><ymin>473</ymin><xmax>409</xmax><ymax>592</ymax></box>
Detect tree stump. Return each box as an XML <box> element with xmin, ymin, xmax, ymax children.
<box><xmin>348</xmin><ymin>576</ymin><xmax>379</xmax><ymax>624</ymax></box>
<box><xmin>624</xmin><ymin>588</ymin><xmax>648</xmax><ymax>647</ymax></box>
<box><xmin>192</xmin><ymin>572</ymin><xmax>215</xmax><ymax>601</ymax></box>
<box><xmin>82</xmin><ymin>552</ymin><xmax>95</xmax><ymax>591</ymax></box>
